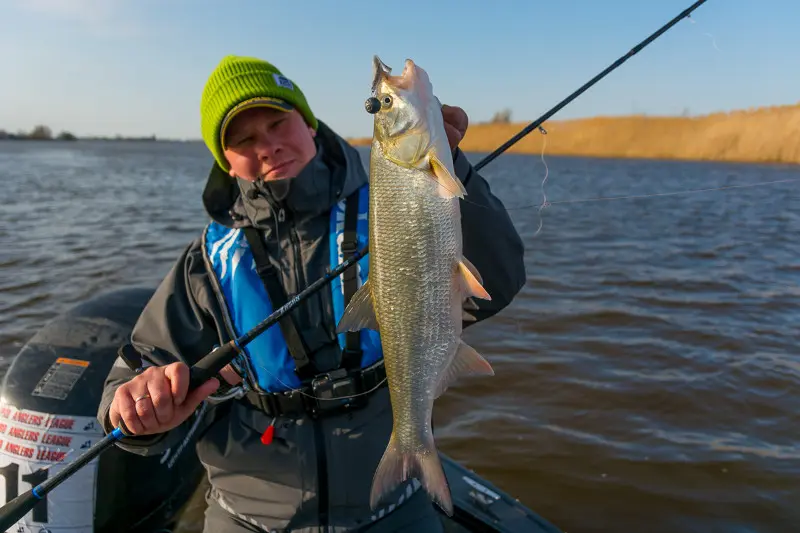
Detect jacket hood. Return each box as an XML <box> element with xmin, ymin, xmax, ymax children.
<box><xmin>201</xmin><ymin>120</ymin><xmax>368</xmax><ymax>230</ymax></box>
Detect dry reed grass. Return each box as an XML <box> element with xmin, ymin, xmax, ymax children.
<box><xmin>348</xmin><ymin>104</ymin><xmax>800</xmax><ymax>164</ymax></box>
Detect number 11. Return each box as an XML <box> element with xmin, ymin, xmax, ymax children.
<box><xmin>0</xmin><ymin>462</ymin><xmax>49</xmax><ymax>523</ymax></box>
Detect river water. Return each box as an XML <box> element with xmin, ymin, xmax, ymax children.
<box><xmin>1</xmin><ymin>140</ymin><xmax>798</xmax><ymax>532</ymax></box>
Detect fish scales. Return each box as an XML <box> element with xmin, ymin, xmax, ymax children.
<box><xmin>369</xmin><ymin>139</ymin><xmax>462</xmax><ymax>438</ymax></box>
<box><xmin>337</xmin><ymin>56</ymin><xmax>494</xmax><ymax>516</ymax></box>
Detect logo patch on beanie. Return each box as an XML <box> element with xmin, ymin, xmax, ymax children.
<box><xmin>273</xmin><ymin>73</ymin><xmax>294</xmax><ymax>90</ymax></box>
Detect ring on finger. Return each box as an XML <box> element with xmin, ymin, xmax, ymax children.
<box><xmin>134</xmin><ymin>393</ymin><xmax>151</xmax><ymax>403</ymax></box>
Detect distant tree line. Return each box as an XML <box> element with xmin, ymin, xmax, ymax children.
<box><xmin>489</xmin><ymin>109</ymin><xmax>513</xmax><ymax>124</ymax></box>
<box><xmin>0</xmin><ymin>125</ymin><xmax>76</xmax><ymax>141</ymax></box>
<box><xmin>475</xmin><ymin>109</ymin><xmax>513</xmax><ymax>125</ymax></box>
<box><xmin>0</xmin><ymin>125</ymin><xmax>157</xmax><ymax>141</ymax></box>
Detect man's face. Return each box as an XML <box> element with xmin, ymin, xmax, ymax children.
<box><xmin>223</xmin><ymin>106</ymin><xmax>317</xmax><ymax>182</ymax></box>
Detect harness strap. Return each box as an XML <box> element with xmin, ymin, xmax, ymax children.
<box><xmin>340</xmin><ymin>189</ymin><xmax>363</xmax><ymax>370</ymax></box>
<box><xmin>242</xmin><ymin>226</ymin><xmax>315</xmax><ymax>379</ymax></box>
<box><xmin>243</xmin><ymin>360</ymin><xmax>386</xmax><ymax>419</ymax></box>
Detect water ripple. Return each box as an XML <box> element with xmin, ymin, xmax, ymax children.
<box><xmin>2</xmin><ymin>143</ymin><xmax>799</xmax><ymax>533</ymax></box>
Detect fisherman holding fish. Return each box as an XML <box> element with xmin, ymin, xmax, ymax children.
<box><xmin>98</xmin><ymin>55</ymin><xmax>526</xmax><ymax>532</ymax></box>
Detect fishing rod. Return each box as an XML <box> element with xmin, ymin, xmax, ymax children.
<box><xmin>474</xmin><ymin>0</ymin><xmax>709</xmax><ymax>172</ymax></box>
<box><xmin>0</xmin><ymin>0</ymin><xmax>710</xmax><ymax>528</ymax></box>
<box><xmin>0</xmin><ymin>245</ymin><xmax>370</xmax><ymax>530</ymax></box>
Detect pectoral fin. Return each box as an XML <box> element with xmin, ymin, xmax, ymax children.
<box><xmin>460</xmin><ymin>256</ymin><xmax>483</xmax><ymax>285</ymax></box>
<box><xmin>457</xmin><ymin>258</ymin><xmax>491</xmax><ymax>301</ymax></box>
<box><xmin>429</xmin><ymin>151</ymin><xmax>467</xmax><ymax>199</ymax></box>
<box><xmin>434</xmin><ymin>340</ymin><xmax>495</xmax><ymax>399</ymax></box>
<box><xmin>336</xmin><ymin>280</ymin><xmax>379</xmax><ymax>333</ymax></box>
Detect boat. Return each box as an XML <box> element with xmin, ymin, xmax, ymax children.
<box><xmin>0</xmin><ymin>287</ymin><xmax>562</xmax><ymax>532</ymax></box>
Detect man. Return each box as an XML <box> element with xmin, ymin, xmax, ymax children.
<box><xmin>98</xmin><ymin>55</ymin><xmax>526</xmax><ymax>532</ymax></box>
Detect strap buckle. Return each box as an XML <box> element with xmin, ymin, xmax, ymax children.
<box><xmin>340</xmin><ymin>346</ymin><xmax>363</xmax><ymax>370</ymax></box>
<box><xmin>255</xmin><ymin>262</ymin><xmax>275</xmax><ymax>278</ymax></box>
<box><xmin>340</xmin><ymin>239</ymin><xmax>359</xmax><ymax>256</ymax></box>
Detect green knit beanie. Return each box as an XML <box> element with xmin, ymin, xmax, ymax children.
<box><xmin>200</xmin><ymin>55</ymin><xmax>318</xmax><ymax>172</ymax></box>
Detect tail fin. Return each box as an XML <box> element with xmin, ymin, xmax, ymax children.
<box><xmin>370</xmin><ymin>432</ymin><xmax>453</xmax><ymax>516</ymax></box>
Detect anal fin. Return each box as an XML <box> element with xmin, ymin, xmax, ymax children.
<box><xmin>434</xmin><ymin>340</ymin><xmax>494</xmax><ymax>399</ymax></box>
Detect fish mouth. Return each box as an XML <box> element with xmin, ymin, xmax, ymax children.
<box><xmin>371</xmin><ymin>55</ymin><xmax>415</xmax><ymax>94</ymax></box>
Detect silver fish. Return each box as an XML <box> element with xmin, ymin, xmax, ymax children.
<box><xmin>336</xmin><ymin>56</ymin><xmax>494</xmax><ymax>516</ymax></box>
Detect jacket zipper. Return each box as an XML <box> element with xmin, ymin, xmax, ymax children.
<box><xmin>263</xmin><ymin>188</ymin><xmax>329</xmax><ymax>528</ymax></box>
<box><xmin>284</xmin><ymin>206</ymin><xmax>330</xmax><ymax>529</ymax></box>
<box><xmin>282</xmin><ymin>207</ymin><xmax>306</xmax><ymax>296</ymax></box>
<box><xmin>259</xmin><ymin>186</ymin><xmax>304</xmax><ymax>295</ymax></box>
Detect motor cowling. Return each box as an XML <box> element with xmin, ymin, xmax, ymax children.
<box><xmin>0</xmin><ymin>288</ymin><xmax>204</xmax><ymax>533</ymax></box>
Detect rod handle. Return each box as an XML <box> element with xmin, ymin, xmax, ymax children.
<box><xmin>189</xmin><ymin>340</ymin><xmax>239</xmax><ymax>390</ymax></box>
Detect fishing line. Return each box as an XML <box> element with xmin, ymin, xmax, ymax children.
<box><xmin>506</xmin><ymin>177</ymin><xmax>800</xmax><ymax>208</ymax></box>
<box><xmin>434</xmin><ymin>167</ymin><xmax>800</xmax><ymax>212</ymax></box>
<box><xmin>533</xmin><ymin>127</ymin><xmax>550</xmax><ymax>238</ymax></box>
<box><xmin>0</xmin><ymin>4</ymin><xmax>724</xmax><ymax>528</ymax></box>
<box><xmin>688</xmin><ymin>14</ymin><xmax>721</xmax><ymax>52</ymax></box>
<box><xmin>424</xmin><ymin>160</ymin><xmax>800</xmax><ymax>229</ymax></box>
<box><xmin>247</xmin><ymin>359</ymin><xmax>388</xmax><ymax>402</ymax></box>
<box><xmin>417</xmin><ymin>0</ymin><xmax>719</xmax><ymax>232</ymax></box>
<box><xmin>426</xmin><ymin>125</ymin><xmax>556</xmax><ymax>231</ymax></box>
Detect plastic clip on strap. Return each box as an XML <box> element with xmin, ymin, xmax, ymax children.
<box><xmin>0</xmin><ymin>3</ymin><xmax>716</xmax><ymax>529</ymax></box>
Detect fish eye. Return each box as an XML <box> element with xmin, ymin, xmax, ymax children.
<box><xmin>381</xmin><ymin>95</ymin><xmax>393</xmax><ymax>108</ymax></box>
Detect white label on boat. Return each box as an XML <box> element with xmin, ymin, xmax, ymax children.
<box><xmin>0</xmin><ymin>403</ymin><xmax>103</xmax><ymax>531</ymax></box>
<box><xmin>0</xmin><ymin>404</ymin><xmax>102</xmax><ymax>435</ymax></box>
<box><xmin>462</xmin><ymin>475</ymin><xmax>501</xmax><ymax>500</ymax></box>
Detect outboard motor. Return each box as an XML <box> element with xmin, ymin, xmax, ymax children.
<box><xmin>0</xmin><ymin>288</ymin><xmax>205</xmax><ymax>533</ymax></box>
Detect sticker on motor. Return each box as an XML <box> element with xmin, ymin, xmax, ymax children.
<box><xmin>31</xmin><ymin>357</ymin><xmax>90</xmax><ymax>401</ymax></box>
<box><xmin>0</xmin><ymin>404</ymin><xmax>102</xmax><ymax>531</ymax></box>
<box><xmin>0</xmin><ymin>405</ymin><xmax>102</xmax><ymax>435</ymax></box>
<box><xmin>0</xmin><ymin>451</ymin><xmax>98</xmax><ymax>531</ymax></box>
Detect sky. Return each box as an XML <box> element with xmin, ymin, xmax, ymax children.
<box><xmin>0</xmin><ymin>0</ymin><xmax>796</xmax><ymax>140</ymax></box>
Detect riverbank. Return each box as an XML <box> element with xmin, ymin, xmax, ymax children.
<box><xmin>348</xmin><ymin>103</ymin><xmax>800</xmax><ymax>165</ymax></box>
